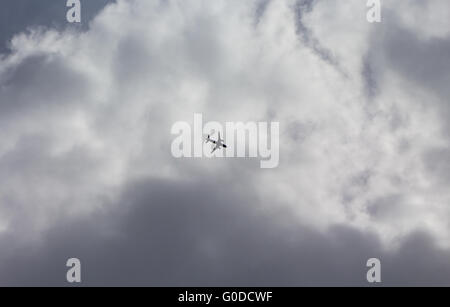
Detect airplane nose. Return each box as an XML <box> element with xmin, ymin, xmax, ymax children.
<box><xmin>223</xmin><ymin>144</ymin><xmax>227</xmax><ymax>148</ymax></box>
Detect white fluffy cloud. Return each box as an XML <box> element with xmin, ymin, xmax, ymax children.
<box><xmin>1</xmin><ymin>0</ymin><xmax>450</xmax><ymax>251</ymax></box>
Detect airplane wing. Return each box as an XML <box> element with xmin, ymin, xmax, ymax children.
<box><xmin>205</xmin><ymin>135</ymin><xmax>216</xmax><ymax>144</ymax></box>
<box><xmin>211</xmin><ymin>144</ymin><xmax>220</xmax><ymax>154</ymax></box>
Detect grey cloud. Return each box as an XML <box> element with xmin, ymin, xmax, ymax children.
<box><xmin>365</xmin><ymin>8</ymin><xmax>450</xmax><ymax>119</ymax></box>
<box><xmin>0</xmin><ymin>0</ymin><xmax>116</xmax><ymax>54</ymax></box>
<box><xmin>293</xmin><ymin>0</ymin><xmax>346</xmax><ymax>76</ymax></box>
<box><xmin>423</xmin><ymin>147</ymin><xmax>450</xmax><ymax>186</ymax></box>
<box><xmin>366</xmin><ymin>194</ymin><xmax>404</xmax><ymax>221</ymax></box>
<box><xmin>1</xmin><ymin>0</ymin><xmax>450</xmax><ymax>287</ymax></box>
<box><xmin>1</xmin><ymin>177</ymin><xmax>449</xmax><ymax>286</ymax></box>
<box><xmin>1</xmin><ymin>54</ymin><xmax>92</xmax><ymax>118</ymax></box>
<box><xmin>254</xmin><ymin>0</ymin><xmax>271</xmax><ymax>26</ymax></box>
<box><xmin>362</xmin><ymin>53</ymin><xmax>379</xmax><ymax>100</ymax></box>
<box><xmin>364</xmin><ymin>6</ymin><xmax>450</xmax><ymax>189</ymax></box>
<box><xmin>384</xmin><ymin>27</ymin><xmax>450</xmax><ymax>100</ymax></box>
<box><xmin>0</xmin><ymin>133</ymin><xmax>106</xmax><ymax>239</ymax></box>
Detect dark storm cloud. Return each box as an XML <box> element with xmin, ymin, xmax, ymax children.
<box><xmin>0</xmin><ymin>0</ymin><xmax>115</xmax><ymax>54</ymax></box>
<box><xmin>1</xmin><ymin>177</ymin><xmax>449</xmax><ymax>286</ymax></box>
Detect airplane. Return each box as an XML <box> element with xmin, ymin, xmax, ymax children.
<box><xmin>205</xmin><ymin>132</ymin><xmax>227</xmax><ymax>154</ymax></box>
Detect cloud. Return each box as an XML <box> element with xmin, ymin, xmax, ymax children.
<box><xmin>1</xmin><ymin>177</ymin><xmax>450</xmax><ymax>286</ymax></box>
<box><xmin>0</xmin><ymin>0</ymin><xmax>450</xmax><ymax>285</ymax></box>
<box><xmin>0</xmin><ymin>0</ymin><xmax>116</xmax><ymax>53</ymax></box>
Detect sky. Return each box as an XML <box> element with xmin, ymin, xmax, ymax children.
<box><xmin>0</xmin><ymin>0</ymin><xmax>450</xmax><ymax>286</ymax></box>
